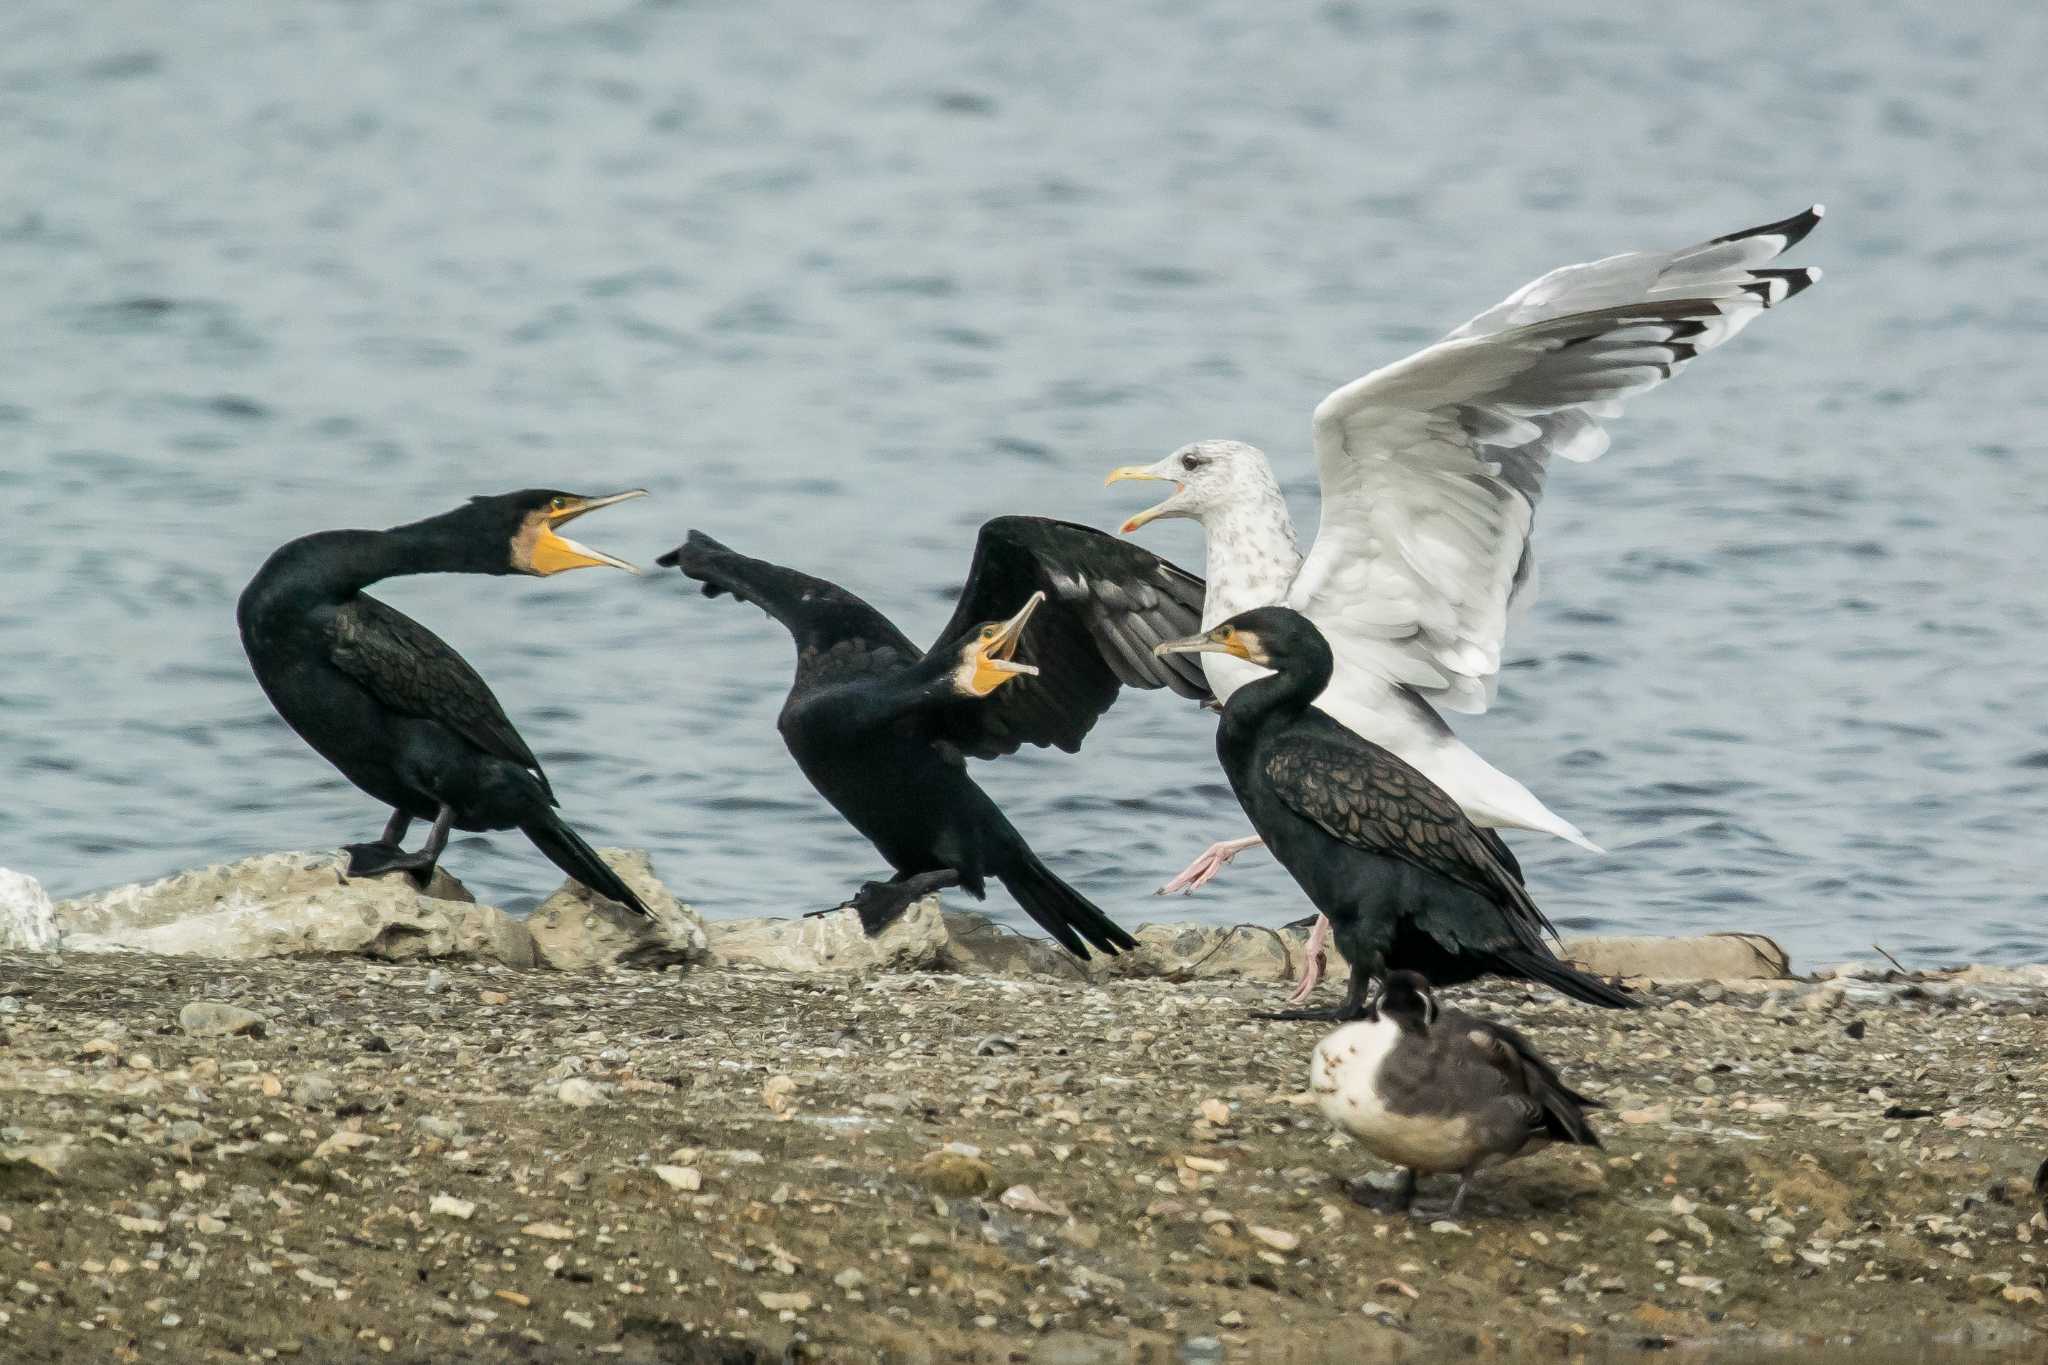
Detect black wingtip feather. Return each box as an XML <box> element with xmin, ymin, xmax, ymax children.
<box><xmin>1712</xmin><ymin>204</ymin><xmax>1825</xmax><ymax>252</ymax></box>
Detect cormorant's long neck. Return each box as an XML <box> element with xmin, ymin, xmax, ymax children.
<box><xmin>267</xmin><ymin>508</ymin><xmax>504</xmax><ymax>604</ymax></box>
<box><xmin>1218</xmin><ymin>641</ymin><xmax>1334</xmax><ymax>747</ymax></box>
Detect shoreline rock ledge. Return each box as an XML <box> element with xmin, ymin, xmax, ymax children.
<box><xmin>31</xmin><ymin>848</ymin><xmax>1815</xmax><ymax>988</ymax></box>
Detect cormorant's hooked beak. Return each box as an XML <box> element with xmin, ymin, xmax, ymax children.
<box><xmin>530</xmin><ymin>489</ymin><xmax>648</xmax><ymax>575</ymax></box>
<box><xmin>968</xmin><ymin>591</ymin><xmax>1045</xmax><ymax>696</ymax></box>
<box><xmin>1104</xmin><ymin>464</ymin><xmax>1180</xmax><ymax>534</ymax></box>
<box><xmin>1154</xmin><ymin>625</ymin><xmax>1257</xmax><ymax>663</ymax></box>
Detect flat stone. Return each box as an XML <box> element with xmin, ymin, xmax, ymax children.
<box><xmin>429</xmin><ymin>1194</ymin><xmax>475</xmax><ymax>1220</ymax></box>
<box><xmin>525</xmin><ymin>848</ymin><xmax>707</xmax><ymax>971</ymax></box>
<box><xmin>556</xmin><ymin>1079</ymin><xmax>606</xmax><ymax>1108</ymax></box>
<box><xmin>707</xmin><ymin>897</ymin><xmax>948</xmax><ymax>973</ymax></box>
<box><xmin>1558</xmin><ymin>933</ymin><xmax>1791</xmax><ymax>982</ymax></box>
<box><xmin>177</xmin><ymin>1001</ymin><xmax>267</xmax><ymax>1038</ymax></box>
<box><xmin>0</xmin><ymin>868</ymin><xmax>58</xmax><ymax>952</ymax></box>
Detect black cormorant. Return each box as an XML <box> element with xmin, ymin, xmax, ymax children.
<box><xmin>237</xmin><ymin>488</ymin><xmax>651</xmax><ymax>915</ymax></box>
<box><xmin>1155</xmin><ymin>606</ymin><xmax>1635</xmax><ymax>1013</ymax></box>
<box><xmin>657</xmin><ymin>516</ymin><xmax>1211</xmax><ymax>957</ymax></box>
<box><xmin>1311</xmin><ymin>970</ymin><xmax>1603</xmax><ymax>1217</ymax></box>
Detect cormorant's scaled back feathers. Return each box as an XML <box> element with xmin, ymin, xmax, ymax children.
<box><xmin>329</xmin><ymin>595</ymin><xmax>553</xmax><ymax>800</ymax></box>
<box><xmin>1262</xmin><ymin>716</ymin><xmax>1553</xmax><ymax>947</ymax></box>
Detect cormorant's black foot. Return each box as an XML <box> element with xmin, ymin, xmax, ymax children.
<box><xmin>341</xmin><ymin>841</ymin><xmax>437</xmax><ymax>886</ymax></box>
<box><xmin>813</xmin><ymin>871</ymin><xmax>962</xmax><ymax>934</ymax></box>
<box><xmin>1249</xmin><ymin>1002</ymin><xmax>1370</xmax><ymax>1023</ymax></box>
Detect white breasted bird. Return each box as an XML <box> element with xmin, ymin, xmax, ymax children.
<box><xmin>1311</xmin><ymin>971</ymin><xmax>1602</xmax><ymax>1218</ymax></box>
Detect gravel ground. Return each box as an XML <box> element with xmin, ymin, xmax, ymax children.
<box><xmin>2</xmin><ymin>950</ymin><xmax>2045</xmax><ymax>1363</ymax></box>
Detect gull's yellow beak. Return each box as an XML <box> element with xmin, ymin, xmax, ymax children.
<box><xmin>968</xmin><ymin>590</ymin><xmax>1045</xmax><ymax>697</ymax></box>
<box><xmin>1104</xmin><ymin>464</ymin><xmax>1179</xmax><ymax>534</ymax></box>
<box><xmin>529</xmin><ymin>489</ymin><xmax>648</xmax><ymax>575</ymax></box>
<box><xmin>1153</xmin><ymin>625</ymin><xmax>1254</xmax><ymax>662</ymax></box>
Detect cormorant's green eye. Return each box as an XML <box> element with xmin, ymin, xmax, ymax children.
<box><xmin>550</xmin><ymin>496</ymin><xmax>567</xmax><ymax>511</ymax></box>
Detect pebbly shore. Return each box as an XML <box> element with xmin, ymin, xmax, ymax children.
<box><xmin>2</xmin><ymin>854</ymin><xmax>2046</xmax><ymax>1362</ymax></box>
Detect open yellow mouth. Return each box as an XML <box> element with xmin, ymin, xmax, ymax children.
<box><xmin>968</xmin><ymin>591</ymin><xmax>1045</xmax><ymax>695</ymax></box>
<box><xmin>530</xmin><ymin>489</ymin><xmax>648</xmax><ymax>574</ymax></box>
<box><xmin>1104</xmin><ymin>465</ymin><xmax>1179</xmax><ymax>534</ymax></box>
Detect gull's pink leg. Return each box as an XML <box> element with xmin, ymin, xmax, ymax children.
<box><xmin>1284</xmin><ymin>914</ymin><xmax>1331</xmax><ymax>1004</ymax></box>
<box><xmin>1155</xmin><ymin>834</ymin><xmax>1266</xmax><ymax>896</ymax></box>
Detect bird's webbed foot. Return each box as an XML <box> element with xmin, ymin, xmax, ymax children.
<box><xmin>815</xmin><ymin>870</ymin><xmax>963</xmax><ymax>934</ymax></box>
<box><xmin>1281</xmin><ymin>914</ymin><xmax>1333</xmax><ymax>1005</ymax></box>
<box><xmin>343</xmin><ymin>841</ymin><xmax>441</xmax><ymax>886</ymax></box>
<box><xmin>1155</xmin><ymin>834</ymin><xmax>1263</xmax><ymax>896</ymax></box>
<box><xmin>1407</xmin><ymin>1174</ymin><xmax>1476</xmax><ymax>1222</ymax></box>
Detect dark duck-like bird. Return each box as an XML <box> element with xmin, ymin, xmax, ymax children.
<box><xmin>657</xmin><ymin>516</ymin><xmax>1211</xmax><ymax>957</ymax></box>
<box><xmin>1155</xmin><ymin>606</ymin><xmax>1635</xmax><ymax>1013</ymax></box>
<box><xmin>1311</xmin><ymin>970</ymin><xmax>1603</xmax><ymax>1218</ymax></box>
<box><xmin>237</xmin><ymin>488</ymin><xmax>652</xmax><ymax>914</ymax></box>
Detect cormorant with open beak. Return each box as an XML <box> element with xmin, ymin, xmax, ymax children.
<box><xmin>237</xmin><ymin>489</ymin><xmax>651</xmax><ymax>914</ymax></box>
<box><xmin>1155</xmin><ymin>606</ymin><xmax>1635</xmax><ymax>1012</ymax></box>
<box><xmin>658</xmin><ymin>517</ymin><xmax>1211</xmax><ymax>956</ymax></box>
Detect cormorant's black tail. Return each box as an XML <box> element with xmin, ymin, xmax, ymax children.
<box><xmin>997</xmin><ymin>847</ymin><xmax>1138</xmax><ymax>961</ymax></box>
<box><xmin>1493</xmin><ymin>947</ymin><xmax>1641</xmax><ymax>1010</ymax></box>
<box><xmin>520</xmin><ymin>813</ymin><xmax>651</xmax><ymax>918</ymax></box>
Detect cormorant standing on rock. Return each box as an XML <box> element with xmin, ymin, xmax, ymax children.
<box><xmin>658</xmin><ymin>516</ymin><xmax>1211</xmax><ymax>957</ymax></box>
<box><xmin>237</xmin><ymin>489</ymin><xmax>651</xmax><ymax>915</ymax></box>
<box><xmin>1154</xmin><ymin>606</ymin><xmax>1636</xmax><ymax>1013</ymax></box>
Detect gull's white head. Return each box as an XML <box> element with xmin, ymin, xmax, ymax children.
<box><xmin>1105</xmin><ymin>440</ymin><xmax>1281</xmax><ymax>533</ymax></box>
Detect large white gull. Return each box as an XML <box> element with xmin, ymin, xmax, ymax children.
<box><xmin>1107</xmin><ymin>207</ymin><xmax>1821</xmax><ymax>993</ymax></box>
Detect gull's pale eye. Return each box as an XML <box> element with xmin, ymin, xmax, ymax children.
<box><xmin>1179</xmin><ymin>453</ymin><xmax>1200</xmax><ymax>472</ymax></box>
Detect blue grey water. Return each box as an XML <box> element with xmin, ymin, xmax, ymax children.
<box><xmin>3</xmin><ymin>0</ymin><xmax>2044</xmax><ymax>969</ymax></box>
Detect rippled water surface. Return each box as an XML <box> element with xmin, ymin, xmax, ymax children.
<box><xmin>5</xmin><ymin>0</ymin><xmax>2045</xmax><ymax>966</ymax></box>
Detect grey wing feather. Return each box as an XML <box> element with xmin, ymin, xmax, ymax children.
<box><xmin>1451</xmin><ymin>1009</ymin><xmax>1602</xmax><ymax>1147</ymax></box>
<box><xmin>1297</xmin><ymin>208</ymin><xmax>1821</xmax><ymax>713</ymax></box>
<box><xmin>329</xmin><ymin>595</ymin><xmax>549</xmax><ymax>794</ymax></box>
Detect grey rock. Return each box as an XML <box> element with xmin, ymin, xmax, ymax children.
<box><xmin>177</xmin><ymin>1001</ymin><xmax>268</xmax><ymax>1038</ymax></box>
<box><xmin>1557</xmin><ymin>933</ymin><xmax>1791</xmax><ymax>983</ymax></box>
<box><xmin>707</xmin><ymin>897</ymin><xmax>948</xmax><ymax>973</ymax></box>
<box><xmin>0</xmin><ymin>868</ymin><xmax>58</xmax><ymax>953</ymax></box>
<box><xmin>940</xmin><ymin>909</ymin><xmax>1086</xmax><ymax>979</ymax></box>
<box><xmin>55</xmin><ymin>850</ymin><xmax>536</xmax><ymax>967</ymax></box>
<box><xmin>525</xmin><ymin>848</ymin><xmax>707</xmax><ymax>972</ymax></box>
<box><xmin>1111</xmin><ymin>921</ymin><xmax>1307</xmax><ymax>982</ymax></box>
<box><xmin>291</xmin><ymin>1074</ymin><xmax>338</xmax><ymax>1109</ymax></box>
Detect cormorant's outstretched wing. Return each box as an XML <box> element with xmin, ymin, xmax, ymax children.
<box><xmin>659</xmin><ymin>531</ymin><xmax>920</xmax><ymax>689</ymax></box>
<box><xmin>1260</xmin><ymin>713</ymin><xmax>1557</xmax><ymax>951</ymax></box>
<box><xmin>929</xmin><ymin>516</ymin><xmax>1212</xmax><ymax>760</ymax></box>
<box><xmin>329</xmin><ymin>595</ymin><xmax>550</xmax><ymax>793</ymax></box>
<box><xmin>1294</xmin><ymin>207</ymin><xmax>1822</xmax><ymax>714</ymax></box>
